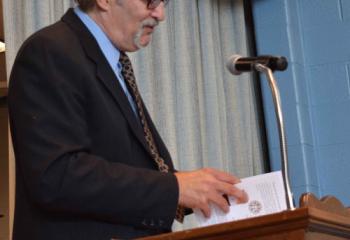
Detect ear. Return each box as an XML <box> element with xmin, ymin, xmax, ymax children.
<box><xmin>94</xmin><ymin>0</ymin><xmax>112</xmax><ymax>11</ymax></box>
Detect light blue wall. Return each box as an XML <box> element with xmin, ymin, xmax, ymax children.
<box><xmin>252</xmin><ymin>0</ymin><xmax>350</xmax><ymax>206</ymax></box>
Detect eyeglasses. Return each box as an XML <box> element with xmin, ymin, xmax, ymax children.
<box><xmin>147</xmin><ymin>0</ymin><xmax>169</xmax><ymax>9</ymax></box>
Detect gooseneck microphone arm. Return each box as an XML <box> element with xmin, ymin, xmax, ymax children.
<box><xmin>254</xmin><ymin>63</ymin><xmax>295</xmax><ymax>210</ymax></box>
<box><xmin>226</xmin><ymin>54</ymin><xmax>294</xmax><ymax>210</ymax></box>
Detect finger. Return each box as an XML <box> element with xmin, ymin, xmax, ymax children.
<box><xmin>213</xmin><ymin>181</ymin><xmax>239</xmax><ymax>195</ymax></box>
<box><xmin>209</xmin><ymin>193</ymin><xmax>230</xmax><ymax>213</ymax></box>
<box><xmin>214</xmin><ymin>182</ymin><xmax>247</xmax><ymax>202</ymax></box>
<box><xmin>200</xmin><ymin>203</ymin><xmax>211</xmax><ymax>218</ymax></box>
<box><xmin>230</xmin><ymin>186</ymin><xmax>248</xmax><ymax>202</ymax></box>
<box><xmin>228</xmin><ymin>187</ymin><xmax>248</xmax><ymax>204</ymax></box>
<box><xmin>235</xmin><ymin>189</ymin><xmax>249</xmax><ymax>204</ymax></box>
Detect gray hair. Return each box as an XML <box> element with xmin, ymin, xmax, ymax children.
<box><xmin>74</xmin><ymin>0</ymin><xmax>96</xmax><ymax>12</ymax></box>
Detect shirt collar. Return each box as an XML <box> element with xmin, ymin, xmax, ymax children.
<box><xmin>73</xmin><ymin>7</ymin><xmax>121</xmax><ymax>70</ymax></box>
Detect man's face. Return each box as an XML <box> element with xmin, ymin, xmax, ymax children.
<box><xmin>93</xmin><ymin>0</ymin><xmax>165</xmax><ymax>52</ymax></box>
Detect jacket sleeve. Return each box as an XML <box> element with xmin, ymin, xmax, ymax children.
<box><xmin>8</xmin><ymin>32</ymin><xmax>179</xmax><ymax>230</ymax></box>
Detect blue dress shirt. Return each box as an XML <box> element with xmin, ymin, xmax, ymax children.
<box><xmin>74</xmin><ymin>7</ymin><xmax>138</xmax><ymax>115</ymax></box>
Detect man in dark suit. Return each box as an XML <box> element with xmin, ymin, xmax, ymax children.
<box><xmin>8</xmin><ymin>0</ymin><xmax>248</xmax><ymax>239</ymax></box>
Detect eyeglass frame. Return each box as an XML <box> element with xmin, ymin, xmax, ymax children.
<box><xmin>146</xmin><ymin>0</ymin><xmax>169</xmax><ymax>9</ymax></box>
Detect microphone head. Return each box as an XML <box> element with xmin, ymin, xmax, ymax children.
<box><xmin>274</xmin><ymin>56</ymin><xmax>288</xmax><ymax>71</ymax></box>
<box><xmin>226</xmin><ymin>54</ymin><xmax>242</xmax><ymax>75</ymax></box>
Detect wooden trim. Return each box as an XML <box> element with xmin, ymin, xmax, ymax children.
<box><xmin>139</xmin><ymin>207</ymin><xmax>350</xmax><ymax>240</ymax></box>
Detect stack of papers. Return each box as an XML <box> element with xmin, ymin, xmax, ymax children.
<box><xmin>194</xmin><ymin>171</ymin><xmax>287</xmax><ymax>227</ymax></box>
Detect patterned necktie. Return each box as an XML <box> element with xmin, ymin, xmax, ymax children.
<box><xmin>119</xmin><ymin>52</ymin><xmax>185</xmax><ymax>223</ymax></box>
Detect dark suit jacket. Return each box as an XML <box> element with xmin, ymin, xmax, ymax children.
<box><xmin>8</xmin><ymin>8</ymin><xmax>179</xmax><ymax>240</ymax></box>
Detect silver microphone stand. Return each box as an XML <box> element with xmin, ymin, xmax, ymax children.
<box><xmin>254</xmin><ymin>63</ymin><xmax>295</xmax><ymax>210</ymax></box>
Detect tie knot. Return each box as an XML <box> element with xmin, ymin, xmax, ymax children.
<box><xmin>120</xmin><ymin>52</ymin><xmax>134</xmax><ymax>77</ymax></box>
<box><xmin>120</xmin><ymin>52</ymin><xmax>130</xmax><ymax>65</ymax></box>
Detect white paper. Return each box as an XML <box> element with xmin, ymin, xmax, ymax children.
<box><xmin>194</xmin><ymin>171</ymin><xmax>287</xmax><ymax>227</ymax></box>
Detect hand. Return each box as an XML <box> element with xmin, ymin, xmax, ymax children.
<box><xmin>174</xmin><ymin>168</ymin><xmax>248</xmax><ymax>218</ymax></box>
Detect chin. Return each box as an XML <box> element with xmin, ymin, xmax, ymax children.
<box><xmin>133</xmin><ymin>34</ymin><xmax>152</xmax><ymax>50</ymax></box>
<box><xmin>140</xmin><ymin>41</ymin><xmax>150</xmax><ymax>47</ymax></box>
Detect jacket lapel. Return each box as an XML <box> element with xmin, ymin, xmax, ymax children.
<box><xmin>61</xmin><ymin>9</ymin><xmax>152</xmax><ymax>156</ymax></box>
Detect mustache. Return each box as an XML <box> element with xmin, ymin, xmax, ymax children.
<box><xmin>141</xmin><ymin>18</ymin><xmax>159</xmax><ymax>28</ymax></box>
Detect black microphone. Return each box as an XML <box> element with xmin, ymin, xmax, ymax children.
<box><xmin>226</xmin><ymin>55</ymin><xmax>288</xmax><ymax>75</ymax></box>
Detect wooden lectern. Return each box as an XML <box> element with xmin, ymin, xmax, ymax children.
<box><xmin>140</xmin><ymin>193</ymin><xmax>350</xmax><ymax>240</ymax></box>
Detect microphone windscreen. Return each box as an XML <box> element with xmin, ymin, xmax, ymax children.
<box><xmin>226</xmin><ymin>54</ymin><xmax>242</xmax><ymax>75</ymax></box>
<box><xmin>274</xmin><ymin>56</ymin><xmax>288</xmax><ymax>71</ymax></box>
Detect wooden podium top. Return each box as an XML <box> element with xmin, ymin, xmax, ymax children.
<box><xmin>140</xmin><ymin>194</ymin><xmax>350</xmax><ymax>240</ymax></box>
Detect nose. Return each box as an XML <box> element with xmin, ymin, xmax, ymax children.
<box><xmin>150</xmin><ymin>2</ymin><xmax>165</xmax><ymax>21</ymax></box>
